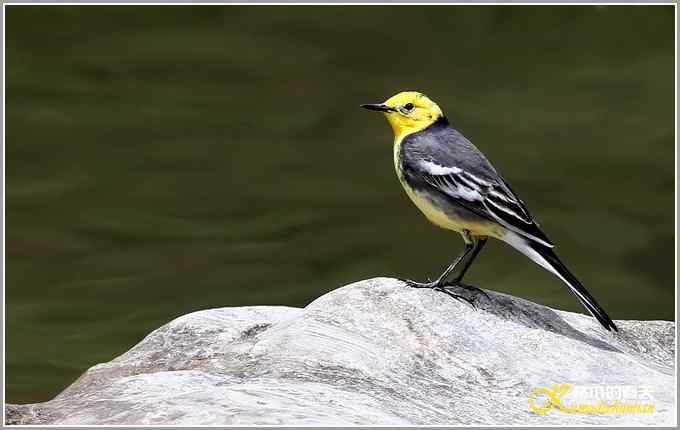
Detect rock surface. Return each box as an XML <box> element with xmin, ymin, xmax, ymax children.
<box><xmin>6</xmin><ymin>278</ymin><xmax>675</xmax><ymax>425</ymax></box>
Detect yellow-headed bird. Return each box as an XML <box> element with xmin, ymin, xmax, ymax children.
<box><xmin>362</xmin><ymin>91</ymin><xmax>617</xmax><ymax>332</ymax></box>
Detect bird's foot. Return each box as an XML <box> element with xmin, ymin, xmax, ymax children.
<box><xmin>440</xmin><ymin>279</ymin><xmax>490</xmax><ymax>300</ymax></box>
<box><xmin>400</xmin><ymin>278</ymin><xmax>438</xmax><ymax>289</ymax></box>
<box><xmin>400</xmin><ymin>278</ymin><xmax>477</xmax><ymax>309</ymax></box>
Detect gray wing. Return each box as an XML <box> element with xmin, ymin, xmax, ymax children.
<box><xmin>401</xmin><ymin>124</ymin><xmax>554</xmax><ymax>247</ymax></box>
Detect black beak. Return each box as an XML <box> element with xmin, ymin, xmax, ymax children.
<box><xmin>361</xmin><ymin>103</ymin><xmax>395</xmax><ymax>112</ymax></box>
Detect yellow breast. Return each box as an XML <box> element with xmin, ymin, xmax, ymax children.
<box><xmin>393</xmin><ymin>137</ymin><xmax>502</xmax><ymax>239</ymax></box>
<box><xmin>393</xmin><ymin>137</ymin><xmax>456</xmax><ymax>229</ymax></box>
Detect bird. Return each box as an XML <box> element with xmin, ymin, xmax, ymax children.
<box><xmin>361</xmin><ymin>91</ymin><xmax>617</xmax><ymax>332</ymax></box>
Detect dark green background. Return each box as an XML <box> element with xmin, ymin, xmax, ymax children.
<box><xmin>6</xmin><ymin>6</ymin><xmax>675</xmax><ymax>403</ymax></box>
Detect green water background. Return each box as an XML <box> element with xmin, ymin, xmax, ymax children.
<box><xmin>5</xmin><ymin>5</ymin><xmax>675</xmax><ymax>403</ymax></box>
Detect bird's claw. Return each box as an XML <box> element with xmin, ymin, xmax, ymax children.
<box><xmin>434</xmin><ymin>285</ymin><xmax>477</xmax><ymax>309</ymax></box>
<box><xmin>399</xmin><ymin>278</ymin><xmax>478</xmax><ymax>310</ymax></box>
<box><xmin>441</xmin><ymin>280</ymin><xmax>490</xmax><ymax>300</ymax></box>
<box><xmin>400</xmin><ymin>278</ymin><xmax>439</xmax><ymax>289</ymax></box>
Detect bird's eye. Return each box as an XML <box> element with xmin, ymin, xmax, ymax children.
<box><xmin>403</xmin><ymin>103</ymin><xmax>414</xmax><ymax>111</ymax></box>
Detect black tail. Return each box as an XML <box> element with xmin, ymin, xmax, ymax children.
<box><xmin>527</xmin><ymin>241</ymin><xmax>618</xmax><ymax>332</ymax></box>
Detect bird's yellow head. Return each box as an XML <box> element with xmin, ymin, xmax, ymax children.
<box><xmin>361</xmin><ymin>91</ymin><xmax>445</xmax><ymax>141</ymax></box>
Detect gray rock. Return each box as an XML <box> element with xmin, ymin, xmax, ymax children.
<box><xmin>6</xmin><ymin>278</ymin><xmax>675</xmax><ymax>425</ymax></box>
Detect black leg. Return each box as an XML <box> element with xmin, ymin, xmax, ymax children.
<box><xmin>452</xmin><ymin>237</ymin><xmax>487</xmax><ymax>283</ymax></box>
<box><xmin>441</xmin><ymin>237</ymin><xmax>489</xmax><ymax>299</ymax></box>
<box><xmin>401</xmin><ymin>242</ymin><xmax>474</xmax><ymax>290</ymax></box>
<box><xmin>400</xmin><ymin>239</ymin><xmax>478</xmax><ymax>308</ymax></box>
<box><xmin>435</xmin><ymin>242</ymin><xmax>475</xmax><ymax>285</ymax></box>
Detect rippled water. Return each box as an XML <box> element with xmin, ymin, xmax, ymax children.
<box><xmin>6</xmin><ymin>6</ymin><xmax>675</xmax><ymax>402</ymax></box>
